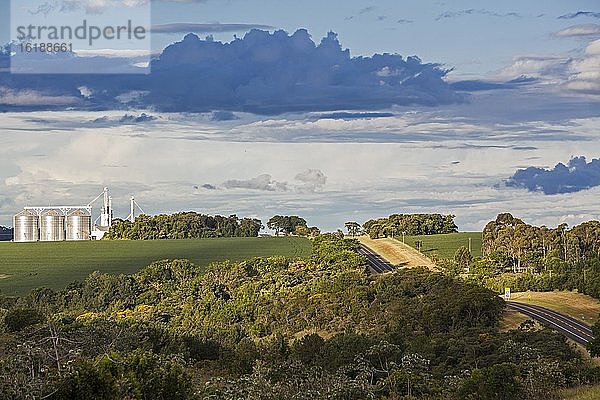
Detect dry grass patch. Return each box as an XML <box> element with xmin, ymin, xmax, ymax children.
<box><xmin>357</xmin><ymin>236</ymin><xmax>437</xmax><ymax>270</ymax></box>
<box><xmin>559</xmin><ymin>385</ymin><xmax>600</xmax><ymax>399</ymax></box>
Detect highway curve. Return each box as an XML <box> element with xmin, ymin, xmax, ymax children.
<box><xmin>358</xmin><ymin>244</ymin><xmax>395</xmax><ymax>273</ymax></box>
<box><xmin>506</xmin><ymin>301</ymin><xmax>595</xmax><ymax>346</ymax></box>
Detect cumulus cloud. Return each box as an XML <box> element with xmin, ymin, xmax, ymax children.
<box><xmin>144</xmin><ymin>30</ymin><xmax>459</xmax><ymax>113</ymax></box>
<box><xmin>558</xmin><ymin>11</ymin><xmax>600</xmax><ymax>20</ymax></box>
<box><xmin>221</xmin><ymin>169</ymin><xmax>327</xmax><ymax>192</ymax></box>
<box><xmin>556</xmin><ymin>24</ymin><xmax>600</xmax><ymax>37</ymax></box>
<box><xmin>565</xmin><ymin>39</ymin><xmax>600</xmax><ymax>93</ymax></box>
<box><xmin>295</xmin><ymin>169</ymin><xmax>327</xmax><ymax>192</ymax></box>
<box><xmin>223</xmin><ymin>174</ymin><xmax>288</xmax><ymax>192</ymax></box>
<box><xmin>505</xmin><ymin>156</ymin><xmax>600</xmax><ymax>194</ymax></box>
<box><xmin>0</xmin><ymin>29</ymin><xmax>459</xmax><ymax>113</ymax></box>
<box><xmin>495</xmin><ymin>56</ymin><xmax>572</xmax><ymax>82</ymax></box>
<box><xmin>493</xmin><ymin>40</ymin><xmax>600</xmax><ymax>94</ymax></box>
<box><xmin>436</xmin><ymin>9</ymin><xmax>520</xmax><ymax>21</ymax></box>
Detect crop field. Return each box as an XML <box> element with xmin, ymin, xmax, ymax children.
<box><xmin>0</xmin><ymin>237</ymin><xmax>311</xmax><ymax>296</ymax></box>
<box><xmin>403</xmin><ymin>232</ymin><xmax>483</xmax><ymax>259</ymax></box>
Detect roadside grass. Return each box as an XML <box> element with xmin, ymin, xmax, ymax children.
<box><xmin>559</xmin><ymin>385</ymin><xmax>600</xmax><ymax>399</ymax></box>
<box><xmin>508</xmin><ymin>290</ymin><xmax>600</xmax><ymax>326</ymax></box>
<box><xmin>0</xmin><ymin>237</ymin><xmax>311</xmax><ymax>296</ymax></box>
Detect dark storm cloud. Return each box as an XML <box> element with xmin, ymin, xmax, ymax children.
<box><xmin>0</xmin><ymin>29</ymin><xmax>461</xmax><ymax>114</ymax></box>
<box><xmin>505</xmin><ymin>156</ymin><xmax>600</xmax><ymax>194</ymax></box>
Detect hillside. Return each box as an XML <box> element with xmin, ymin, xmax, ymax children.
<box><xmin>0</xmin><ymin>235</ymin><xmax>597</xmax><ymax>399</ymax></box>
<box><xmin>0</xmin><ymin>237</ymin><xmax>310</xmax><ymax>296</ymax></box>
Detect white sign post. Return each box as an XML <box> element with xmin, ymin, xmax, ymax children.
<box><xmin>504</xmin><ymin>287</ymin><xmax>511</xmax><ymax>300</ymax></box>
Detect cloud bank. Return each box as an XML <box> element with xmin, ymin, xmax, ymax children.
<box><xmin>505</xmin><ymin>156</ymin><xmax>600</xmax><ymax>194</ymax></box>
<box><xmin>0</xmin><ymin>30</ymin><xmax>460</xmax><ymax>114</ymax></box>
<box><xmin>221</xmin><ymin>169</ymin><xmax>327</xmax><ymax>192</ymax></box>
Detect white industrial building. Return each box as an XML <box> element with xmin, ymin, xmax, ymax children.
<box><xmin>12</xmin><ymin>187</ymin><xmax>143</xmax><ymax>242</ymax></box>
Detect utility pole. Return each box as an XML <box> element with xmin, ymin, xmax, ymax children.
<box><xmin>468</xmin><ymin>237</ymin><xmax>472</xmax><ymax>253</ymax></box>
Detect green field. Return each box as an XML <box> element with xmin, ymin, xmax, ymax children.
<box><xmin>0</xmin><ymin>237</ymin><xmax>311</xmax><ymax>296</ymax></box>
<box><xmin>402</xmin><ymin>232</ymin><xmax>483</xmax><ymax>259</ymax></box>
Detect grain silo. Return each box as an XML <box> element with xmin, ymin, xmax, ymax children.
<box><xmin>66</xmin><ymin>209</ymin><xmax>91</xmax><ymax>241</ymax></box>
<box><xmin>40</xmin><ymin>210</ymin><xmax>65</xmax><ymax>241</ymax></box>
<box><xmin>13</xmin><ymin>210</ymin><xmax>39</xmax><ymax>242</ymax></box>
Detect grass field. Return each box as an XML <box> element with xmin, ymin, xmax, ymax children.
<box><xmin>402</xmin><ymin>232</ymin><xmax>483</xmax><ymax>259</ymax></box>
<box><xmin>0</xmin><ymin>237</ymin><xmax>311</xmax><ymax>296</ymax></box>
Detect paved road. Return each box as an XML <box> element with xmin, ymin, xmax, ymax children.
<box><xmin>506</xmin><ymin>301</ymin><xmax>594</xmax><ymax>346</ymax></box>
<box><xmin>358</xmin><ymin>244</ymin><xmax>395</xmax><ymax>273</ymax></box>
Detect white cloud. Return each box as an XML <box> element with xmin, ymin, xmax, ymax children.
<box><xmin>565</xmin><ymin>39</ymin><xmax>600</xmax><ymax>94</ymax></box>
<box><xmin>556</xmin><ymin>24</ymin><xmax>600</xmax><ymax>37</ymax></box>
<box><xmin>59</xmin><ymin>0</ymin><xmax>149</xmax><ymax>14</ymax></box>
<box><xmin>495</xmin><ymin>39</ymin><xmax>600</xmax><ymax>95</ymax></box>
<box><xmin>0</xmin><ymin>109</ymin><xmax>599</xmax><ymax>231</ymax></box>
<box><xmin>495</xmin><ymin>56</ymin><xmax>571</xmax><ymax>82</ymax></box>
<box><xmin>0</xmin><ymin>88</ymin><xmax>80</xmax><ymax>106</ymax></box>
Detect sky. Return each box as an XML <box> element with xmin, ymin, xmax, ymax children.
<box><xmin>0</xmin><ymin>0</ymin><xmax>599</xmax><ymax>232</ymax></box>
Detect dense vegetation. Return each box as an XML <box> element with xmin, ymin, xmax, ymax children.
<box><xmin>104</xmin><ymin>213</ymin><xmax>263</xmax><ymax>240</ymax></box>
<box><xmin>0</xmin><ymin>237</ymin><xmax>311</xmax><ymax>296</ymax></box>
<box><xmin>1</xmin><ymin>234</ymin><xmax>597</xmax><ymax>399</ymax></box>
<box><xmin>266</xmin><ymin>215</ymin><xmax>320</xmax><ymax>237</ymax></box>
<box><xmin>418</xmin><ymin>213</ymin><xmax>600</xmax><ymax>358</ymax></box>
<box><xmin>364</xmin><ymin>214</ymin><xmax>458</xmax><ymax>238</ymax></box>
<box><xmin>482</xmin><ymin>213</ymin><xmax>600</xmax><ymax>272</ymax></box>
<box><xmin>0</xmin><ymin>226</ymin><xmax>12</xmax><ymax>241</ymax></box>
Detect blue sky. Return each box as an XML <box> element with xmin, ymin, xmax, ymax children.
<box><xmin>0</xmin><ymin>1</ymin><xmax>599</xmax><ymax>231</ymax></box>
<box><xmin>149</xmin><ymin>0</ymin><xmax>597</xmax><ymax>75</ymax></box>
<box><xmin>3</xmin><ymin>0</ymin><xmax>598</xmax><ymax>75</ymax></box>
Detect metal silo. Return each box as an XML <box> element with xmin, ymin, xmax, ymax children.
<box><xmin>66</xmin><ymin>209</ymin><xmax>91</xmax><ymax>241</ymax></box>
<box><xmin>13</xmin><ymin>210</ymin><xmax>39</xmax><ymax>242</ymax></box>
<box><xmin>40</xmin><ymin>210</ymin><xmax>65</xmax><ymax>241</ymax></box>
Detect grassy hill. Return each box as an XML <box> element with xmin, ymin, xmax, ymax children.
<box><xmin>0</xmin><ymin>237</ymin><xmax>311</xmax><ymax>296</ymax></box>
<box><xmin>403</xmin><ymin>232</ymin><xmax>483</xmax><ymax>259</ymax></box>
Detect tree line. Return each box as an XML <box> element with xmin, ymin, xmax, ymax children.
<box><xmin>482</xmin><ymin>213</ymin><xmax>600</xmax><ymax>273</ymax></box>
<box><xmin>0</xmin><ymin>226</ymin><xmax>12</xmax><ymax>241</ymax></box>
<box><xmin>104</xmin><ymin>213</ymin><xmax>321</xmax><ymax>240</ymax></box>
<box><xmin>1</xmin><ymin>234</ymin><xmax>598</xmax><ymax>399</ymax></box>
<box><xmin>363</xmin><ymin>213</ymin><xmax>458</xmax><ymax>238</ymax></box>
